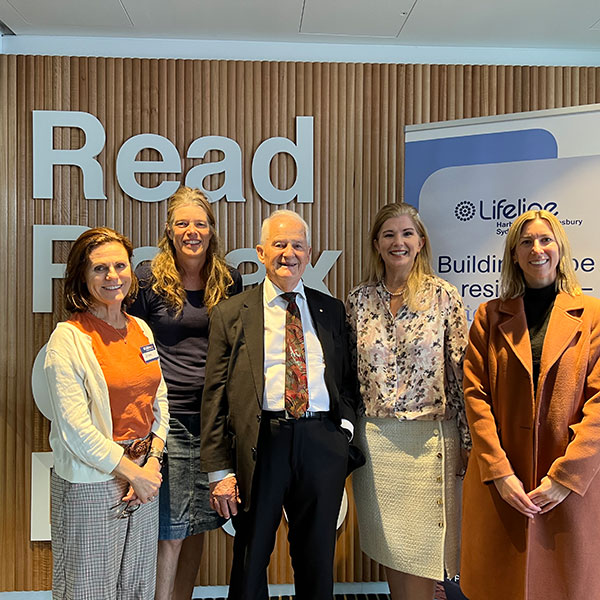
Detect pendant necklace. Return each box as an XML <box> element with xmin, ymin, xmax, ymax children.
<box><xmin>89</xmin><ymin>309</ymin><xmax>129</xmax><ymax>343</ymax></box>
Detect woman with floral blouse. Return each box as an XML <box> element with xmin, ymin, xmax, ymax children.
<box><xmin>346</xmin><ymin>203</ymin><xmax>470</xmax><ymax>600</ymax></box>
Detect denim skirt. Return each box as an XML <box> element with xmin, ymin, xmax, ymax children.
<box><xmin>159</xmin><ymin>414</ymin><xmax>225</xmax><ymax>540</ymax></box>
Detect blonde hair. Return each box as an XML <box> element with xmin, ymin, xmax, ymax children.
<box><xmin>365</xmin><ymin>203</ymin><xmax>434</xmax><ymax>312</ymax></box>
<box><xmin>150</xmin><ymin>186</ymin><xmax>234</xmax><ymax>315</ymax></box>
<box><xmin>500</xmin><ymin>209</ymin><xmax>581</xmax><ymax>300</ymax></box>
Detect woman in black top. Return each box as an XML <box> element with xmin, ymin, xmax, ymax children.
<box><xmin>129</xmin><ymin>186</ymin><xmax>242</xmax><ymax>600</ymax></box>
<box><xmin>461</xmin><ymin>209</ymin><xmax>600</xmax><ymax>600</ymax></box>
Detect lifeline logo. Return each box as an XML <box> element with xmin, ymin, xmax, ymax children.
<box><xmin>454</xmin><ymin>198</ymin><xmax>559</xmax><ymax>222</ymax></box>
<box><xmin>454</xmin><ymin>201</ymin><xmax>476</xmax><ymax>222</ymax></box>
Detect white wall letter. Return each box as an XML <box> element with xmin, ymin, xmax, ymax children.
<box><xmin>302</xmin><ymin>250</ymin><xmax>341</xmax><ymax>295</ymax></box>
<box><xmin>132</xmin><ymin>246</ymin><xmax>159</xmax><ymax>269</ymax></box>
<box><xmin>225</xmin><ymin>248</ymin><xmax>266</xmax><ymax>286</ymax></box>
<box><xmin>186</xmin><ymin>136</ymin><xmax>246</xmax><ymax>202</ymax></box>
<box><xmin>116</xmin><ymin>134</ymin><xmax>182</xmax><ymax>202</ymax></box>
<box><xmin>33</xmin><ymin>110</ymin><xmax>106</xmax><ymax>200</ymax></box>
<box><xmin>225</xmin><ymin>248</ymin><xmax>340</xmax><ymax>294</ymax></box>
<box><xmin>251</xmin><ymin>116</ymin><xmax>314</xmax><ymax>205</ymax></box>
<box><xmin>33</xmin><ymin>224</ymin><xmax>89</xmax><ymax>313</ymax></box>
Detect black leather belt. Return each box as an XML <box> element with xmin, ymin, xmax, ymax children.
<box><xmin>263</xmin><ymin>410</ymin><xmax>330</xmax><ymax>420</ymax></box>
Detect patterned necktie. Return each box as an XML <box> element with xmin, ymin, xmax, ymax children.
<box><xmin>281</xmin><ymin>292</ymin><xmax>309</xmax><ymax>418</ymax></box>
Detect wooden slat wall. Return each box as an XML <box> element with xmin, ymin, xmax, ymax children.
<box><xmin>1</xmin><ymin>55</ymin><xmax>600</xmax><ymax>591</ymax></box>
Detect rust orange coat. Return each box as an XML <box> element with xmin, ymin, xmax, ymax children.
<box><xmin>461</xmin><ymin>292</ymin><xmax>600</xmax><ymax>600</ymax></box>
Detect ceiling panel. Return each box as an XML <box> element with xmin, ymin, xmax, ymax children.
<box><xmin>0</xmin><ymin>0</ymin><xmax>26</xmax><ymax>29</ymax></box>
<box><xmin>399</xmin><ymin>0</ymin><xmax>600</xmax><ymax>49</ymax></box>
<box><xmin>300</xmin><ymin>0</ymin><xmax>414</xmax><ymax>37</ymax></box>
<box><xmin>1</xmin><ymin>0</ymin><xmax>600</xmax><ymax>50</ymax></box>
<box><xmin>0</xmin><ymin>0</ymin><xmax>133</xmax><ymax>34</ymax></box>
<box><xmin>122</xmin><ymin>0</ymin><xmax>304</xmax><ymax>39</ymax></box>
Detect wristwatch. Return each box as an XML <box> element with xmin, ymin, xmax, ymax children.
<box><xmin>147</xmin><ymin>448</ymin><xmax>164</xmax><ymax>465</ymax></box>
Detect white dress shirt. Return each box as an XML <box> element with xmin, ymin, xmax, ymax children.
<box><xmin>263</xmin><ymin>277</ymin><xmax>329</xmax><ymax>412</ymax></box>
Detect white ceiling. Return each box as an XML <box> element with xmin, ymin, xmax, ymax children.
<box><xmin>1</xmin><ymin>0</ymin><xmax>600</xmax><ymax>51</ymax></box>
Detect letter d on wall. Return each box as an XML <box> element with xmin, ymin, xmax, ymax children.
<box><xmin>252</xmin><ymin>116</ymin><xmax>314</xmax><ymax>205</ymax></box>
<box><xmin>33</xmin><ymin>110</ymin><xmax>106</xmax><ymax>200</ymax></box>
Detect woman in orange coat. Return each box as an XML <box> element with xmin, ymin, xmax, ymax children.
<box><xmin>461</xmin><ymin>209</ymin><xmax>600</xmax><ymax>600</ymax></box>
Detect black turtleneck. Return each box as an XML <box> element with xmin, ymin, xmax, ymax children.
<box><xmin>523</xmin><ymin>283</ymin><xmax>558</xmax><ymax>391</ymax></box>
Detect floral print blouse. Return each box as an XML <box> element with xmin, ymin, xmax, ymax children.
<box><xmin>346</xmin><ymin>275</ymin><xmax>471</xmax><ymax>448</ymax></box>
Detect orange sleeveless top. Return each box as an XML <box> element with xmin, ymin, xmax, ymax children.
<box><xmin>69</xmin><ymin>312</ymin><xmax>161</xmax><ymax>441</ymax></box>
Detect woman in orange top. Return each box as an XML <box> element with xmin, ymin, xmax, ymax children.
<box><xmin>44</xmin><ymin>228</ymin><xmax>169</xmax><ymax>600</ymax></box>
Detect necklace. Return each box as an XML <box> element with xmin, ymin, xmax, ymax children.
<box><xmin>88</xmin><ymin>309</ymin><xmax>129</xmax><ymax>343</ymax></box>
<box><xmin>382</xmin><ymin>281</ymin><xmax>406</xmax><ymax>297</ymax></box>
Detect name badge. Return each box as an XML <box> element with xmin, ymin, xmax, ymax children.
<box><xmin>140</xmin><ymin>344</ymin><xmax>159</xmax><ymax>363</ymax></box>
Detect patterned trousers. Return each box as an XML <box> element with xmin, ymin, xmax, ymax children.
<box><xmin>51</xmin><ymin>470</ymin><xmax>159</xmax><ymax>600</ymax></box>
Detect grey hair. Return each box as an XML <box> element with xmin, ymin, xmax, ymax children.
<box><xmin>260</xmin><ymin>210</ymin><xmax>311</xmax><ymax>245</ymax></box>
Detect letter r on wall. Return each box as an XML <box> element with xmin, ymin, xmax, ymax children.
<box><xmin>33</xmin><ymin>110</ymin><xmax>106</xmax><ymax>200</ymax></box>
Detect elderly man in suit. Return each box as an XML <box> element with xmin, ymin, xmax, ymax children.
<box><xmin>200</xmin><ymin>209</ymin><xmax>361</xmax><ymax>600</ymax></box>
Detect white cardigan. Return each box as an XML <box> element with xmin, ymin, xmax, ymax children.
<box><xmin>44</xmin><ymin>315</ymin><xmax>170</xmax><ymax>483</ymax></box>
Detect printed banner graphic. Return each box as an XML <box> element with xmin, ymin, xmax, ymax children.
<box><xmin>405</xmin><ymin>105</ymin><xmax>600</xmax><ymax>320</ymax></box>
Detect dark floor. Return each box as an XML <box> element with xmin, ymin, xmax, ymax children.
<box><xmin>273</xmin><ymin>596</ymin><xmax>391</xmax><ymax>599</ymax></box>
<box><xmin>271</xmin><ymin>596</ymin><xmax>391</xmax><ymax>599</ymax></box>
<box><xmin>195</xmin><ymin>596</ymin><xmax>390</xmax><ymax>600</ymax></box>
<box><xmin>199</xmin><ymin>583</ymin><xmax>453</xmax><ymax>599</ymax></box>
<box><xmin>194</xmin><ymin>597</ymin><xmax>390</xmax><ymax>600</ymax></box>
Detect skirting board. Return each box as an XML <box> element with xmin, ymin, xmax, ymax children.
<box><xmin>0</xmin><ymin>582</ymin><xmax>390</xmax><ymax>598</ymax></box>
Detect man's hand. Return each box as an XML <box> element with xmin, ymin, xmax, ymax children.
<box><xmin>528</xmin><ymin>476</ymin><xmax>571</xmax><ymax>514</ymax></box>
<box><xmin>210</xmin><ymin>476</ymin><xmax>241</xmax><ymax>519</ymax></box>
<box><xmin>493</xmin><ymin>474</ymin><xmax>541</xmax><ymax>518</ymax></box>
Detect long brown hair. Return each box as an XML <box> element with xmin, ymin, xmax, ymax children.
<box><xmin>150</xmin><ymin>186</ymin><xmax>233</xmax><ymax>315</ymax></box>
<box><xmin>64</xmin><ymin>228</ymin><xmax>138</xmax><ymax>313</ymax></box>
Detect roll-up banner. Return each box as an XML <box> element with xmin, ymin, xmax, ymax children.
<box><xmin>405</xmin><ymin>104</ymin><xmax>600</xmax><ymax>322</ymax></box>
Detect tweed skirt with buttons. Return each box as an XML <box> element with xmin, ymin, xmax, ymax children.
<box><xmin>352</xmin><ymin>417</ymin><xmax>462</xmax><ymax>580</ymax></box>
